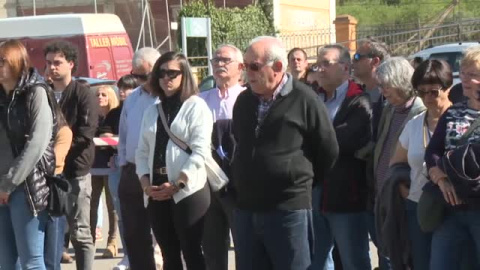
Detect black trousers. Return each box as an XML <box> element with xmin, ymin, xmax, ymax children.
<box><xmin>118</xmin><ymin>163</ymin><xmax>156</xmax><ymax>270</ymax></box>
<box><xmin>202</xmin><ymin>190</ymin><xmax>237</xmax><ymax>270</ymax></box>
<box><xmin>147</xmin><ymin>182</ymin><xmax>210</xmax><ymax>270</ymax></box>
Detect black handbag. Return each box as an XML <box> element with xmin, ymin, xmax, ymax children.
<box><xmin>46</xmin><ymin>174</ymin><xmax>73</xmax><ymax>217</ymax></box>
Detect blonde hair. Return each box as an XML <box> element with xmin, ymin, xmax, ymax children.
<box><xmin>461</xmin><ymin>46</ymin><xmax>480</xmax><ymax>70</ymax></box>
<box><xmin>97</xmin><ymin>85</ymin><xmax>119</xmax><ymax>112</ymax></box>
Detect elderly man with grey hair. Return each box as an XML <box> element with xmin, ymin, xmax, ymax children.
<box><xmin>200</xmin><ymin>44</ymin><xmax>245</xmax><ymax>270</ymax></box>
<box><xmin>232</xmin><ymin>36</ymin><xmax>339</xmax><ymax>270</ymax></box>
<box><xmin>130</xmin><ymin>47</ymin><xmax>161</xmax><ymax>83</ymax></box>
<box><xmin>117</xmin><ymin>47</ymin><xmax>161</xmax><ymax>270</ymax></box>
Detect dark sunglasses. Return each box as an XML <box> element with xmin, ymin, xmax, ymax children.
<box><xmin>158</xmin><ymin>69</ymin><xmax>182</xmax><ymax>80</ymax></box>
<box><xmin>243</xmin><ymin>62</ymin><xmax>271</xmax><ymax>72</ymax></box>
<box><xmin>353</xmin><ymin>53</ymin><xmax>373</xmax><ymax>62</ymax></box>
<box><xmin>130</xmin><ymin>71</ymin><xmax>149</xmax><ymax>81</ymax></box>
<box><xmin>416</xmin><ymin>88</ymin><xmax>441</xmax><ymax>98</ymax></box>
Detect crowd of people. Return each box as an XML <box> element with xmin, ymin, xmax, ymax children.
<box><xmin>0</xmin><ymin>34</ymin><xmax>480</xmax><ymax>270</ymax></box>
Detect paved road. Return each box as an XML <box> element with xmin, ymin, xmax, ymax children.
<box><xmin>62</xmin><ymin>199</ymin><xmax>379</xmax><ymax>269</ymax></box>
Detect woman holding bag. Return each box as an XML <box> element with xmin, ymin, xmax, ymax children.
<box><xmin>389</xmin><ymin>59</ymin><xmax>453</xmax><ymax>270</ymax></box>
<box><xmin>135</xmin><ymin>51</ymin><xmax>212</xmax><ymax>270</ymax></box>
<box><xmin>425</xmin><ymin>46</ymin><xmax>480</xmax><ymax>270</ymax></box>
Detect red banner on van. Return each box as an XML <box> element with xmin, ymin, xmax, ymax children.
<box><xmin>0</xmin><ymin>14</ymin><xmax>134</xmax><ymax>81</ymax></box>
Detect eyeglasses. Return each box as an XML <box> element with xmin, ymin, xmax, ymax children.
<box><xmin>460</xmin><ymin>71</ymin><xmax>480</xmax><ymax>81</ymax></box>
<box><xmin>353</xmin><ymin>52</ymin><xmax>373</xmax><ymax>62</ymax></box>
<box><xmin>158</xmin><ymin>69</ymin><xmax>182</xmax><ymax>80</ymax></box>
<box><xmin>130</xmin><ymin>71</ymin><xmax>149</xmax><ymax>81</ymax></box>
<box><xmin>243</xmin><ymin>61</ymin><xmax>272</xmax><ymax>72</ymax></box>
<box><xmin>312</xmin><ymin>60</ymin><xmax>342</xmax><ymax>71</ymax></box>
<box><xmin>416</xmin><ymin>88</ymin><xmax>442</xmax><ymax>98</ymax></box>
<box><xmin>210</xmin><ymin>57</ymin><xmax>234</xmax><ymax>65</ymax></box>
<box><xmin>0</xmin><ymin>57</ymin><xmax>5</xmax><ymax>67</ymax></box>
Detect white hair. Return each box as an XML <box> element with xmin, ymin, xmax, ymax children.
<box><xmin>248</xmin><ymin>36</ymin><xmax>288</xmax><ymax>72</ymax></box>
<box><xmin>132</xmin><ymin>47</ymin><xmax>161</xmax><ymax>69</ymax></box>
<box><xmin>216</xmin><ymin>44</ymin><xmax>243</xmax><ymax>63</ymax></box>
<box><xmin>376</xmin><ymin>56</ymin><xmax>415</xmax><ymax>98</ymax></box>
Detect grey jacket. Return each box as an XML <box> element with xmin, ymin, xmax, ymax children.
<box><xmin>375</xmin><ymin>162</ymin><xmax>411</xmax><ymax>270</ymax></box>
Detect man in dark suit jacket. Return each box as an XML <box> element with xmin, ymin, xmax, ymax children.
<box><xmin>232</xmin><ymin>36</ymin><xmax>338</xmax><ymax>270</ymax></box>
<box><xmin>311</xmin><ymin>44</ymin><xmax>373</xmax><ymax>270</ymax></box>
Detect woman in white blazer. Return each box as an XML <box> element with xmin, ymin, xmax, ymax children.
<box><xmin>135</xmin><ymin>51</ymin><xmax>213</xmax><ymax>270</ymax></box>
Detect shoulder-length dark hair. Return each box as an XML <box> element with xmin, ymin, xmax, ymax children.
<box><xmin>411</xmin><ymin>59</ymin><xmax>453</xmax><ymax>90</ymax></box>
<box><xmin>149</xmin><ymin>51</ymin><xmax>198</xmax><ymax>102</ymax></box>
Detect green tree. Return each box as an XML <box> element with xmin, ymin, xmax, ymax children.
<box><xmin>177</xmin><ymin>0</ymin><xmax>275</xmax><ymax>68</ymax></box>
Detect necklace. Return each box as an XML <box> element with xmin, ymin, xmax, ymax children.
<box><xmin>423</xmin><ymin>112</ymin><xmax>433</xmax><ymax>148</ymax></box>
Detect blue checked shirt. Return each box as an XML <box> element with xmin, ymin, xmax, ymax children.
<box><xmin>256</xmin><ymin>75</ymin><xmax>289</xmax><ymax>137</ymax></box>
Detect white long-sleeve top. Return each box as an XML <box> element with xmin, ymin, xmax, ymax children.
<box><xmin>135</xmin><ymin>95</ymin><xmax>213</xmax><ymax>204</ymax></box>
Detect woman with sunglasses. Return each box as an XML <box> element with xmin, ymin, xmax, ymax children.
<box><xmin>389</xmin><ymin>59</ymin><xmax>453</xmax><ymax>269</ymax></box>
<box><xmin>425</xmin><ymin>46</ymin><xmax>480</xmax><ymax>270</ymax></box>
<box><xmin>136</xmin><ymin>51</ymin><xmax>212</xmax><ymax>270</ymax></box>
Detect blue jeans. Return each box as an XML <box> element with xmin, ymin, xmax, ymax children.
<box><xmin>315</xmin><ymin>210</ymin><xmax>371</xmax><ymax>270</ymax></box>
<box><xmin>234</xmin><ymin>208</ymin><xmax>314</xmax><ymax>270</ymax></box>
<box><xmin>44</xmin><ymin>216</ymin><xmax>66</xmax><ymax>270</ymax></box>
<box><xmin>430</xmin><ymin>209</ymin><xmax>480</xmax><ymax>270</ymax></box>
<box><xmin>108</xmin><ymin>167</ymin><xmax>127</xmax><ymax>256</ymax></box>
<box><xmin>367</xmin><ymin>211</ymin><xmax>392</xmax><ymax>270</ymax></box>
<box><xmin>405</xmin><ymin>199</ymin><xmax>432</xmax><ymax>270</ymax></box>
<box><xmin>311</xmin><ymin>186</ymin><xmax>334</xmax><ymax>270</ymax></box>
<box><xmin>0</xmin><ymin>186</ymin><xmax>48</xmax><ymax>270</ymax></box>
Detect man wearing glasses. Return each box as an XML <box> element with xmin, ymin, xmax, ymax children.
<box><xmin>352</xmin><ymin>38</ymin><xmax>393</xmax><ymax>270</ymax></box>
<box><xmin>232</xmin><ymin>36</ymin><xmax>338</xmax><ymax>270</ymax></box>
<box><xmin>117</xmin><ymin>47</ymin><xmax>160</xmax><ymax>270</ymax></box>
<box><xmin>199</xmin><ymin>44</ymin><xmax>245</xmax><ymax>270</ymax></box>
<box><xmin>129</xmin><ymin>47</ymin><xmax>158</xmax><ymax>83</ymax></box>
<box><xmin>311</xmin><ymin>44</ymin><xmax>372</xmax><ymax>270</ymax></box>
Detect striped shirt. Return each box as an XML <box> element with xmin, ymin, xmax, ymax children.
<box><xmin>375</xmin><ymin>98</ymin><xmax>415</xmax><ymax>194</ymax></box>
<box><xmin>256</xmin><ymin>75</ymin><xmax>288</xmax><ymax>137</ymax></box>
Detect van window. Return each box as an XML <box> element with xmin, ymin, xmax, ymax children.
<box><xmin>429</xmin><ymin>52</ymin><xmax>463</xmax><ymax>74</ymax></box>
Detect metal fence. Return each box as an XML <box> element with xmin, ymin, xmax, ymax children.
<box><xmin>278</xmin><ymin>28</ymin><xmax>334</xmax><ymax>59</ymax></box>
<box><xmin>355</xmin><ymin>18</ymin><xmax>480</xmax><ymax>56</ymax></box>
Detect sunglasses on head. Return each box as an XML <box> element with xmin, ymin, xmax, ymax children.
<box><xmin>158</xmin><ymin>69</ymin><xmax>182</xmax><ymax>80</ymax></box>
<box><xmin>243</xmin><ymin>61</ymin><xmax>271</xmax><ymax>72</ymax></box>
<box><xmin>353</xmin><ymin>52</ymin><xmax>373</xmax><ymax>62</ymax></box>
<box><xmin>416</xmin><ymin>88</ymin><xmax>442</xmax><ymax>98</ymax></box>
<box><xmin>130</xmin><ymin>71</ymin><xmax>149</xmax><ymax>81</ymax></box>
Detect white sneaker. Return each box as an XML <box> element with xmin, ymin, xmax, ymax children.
<box><xmin>112</xmin><ymin>256</ymin><xmax>129</xmax><ymax>270</ymax></box>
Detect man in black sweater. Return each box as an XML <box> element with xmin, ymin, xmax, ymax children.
<box><xmin>232</xmin><ymin>36</ymin><xmax>338</xmax><ymax>270</ymax></box>
<box><xmin>45</xmin><ymin>41</ymin><xmax>98</xmax><ymax>270</ymax></box>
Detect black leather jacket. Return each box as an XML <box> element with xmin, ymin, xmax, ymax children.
<box><xmin>1</xmin><ymin>68</ymin><xmax>57</xmax><ymax>215</ymax></box>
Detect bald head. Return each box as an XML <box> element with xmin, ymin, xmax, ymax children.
<box><xmin>244</xmin><ymin>36</ymin><xmax>287</xmax><ymax>99</ymax></box>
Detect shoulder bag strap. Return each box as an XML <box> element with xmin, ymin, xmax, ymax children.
<box><xmin>156</xmin><ymin>103</ymin><xmax>192</xmax><ymax>154</ymax></box>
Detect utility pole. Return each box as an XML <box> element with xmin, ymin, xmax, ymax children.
<box><xmin>33</xmin><ymin>0</ymin><xmax>36</xmax><ymax>15</ymax></box>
